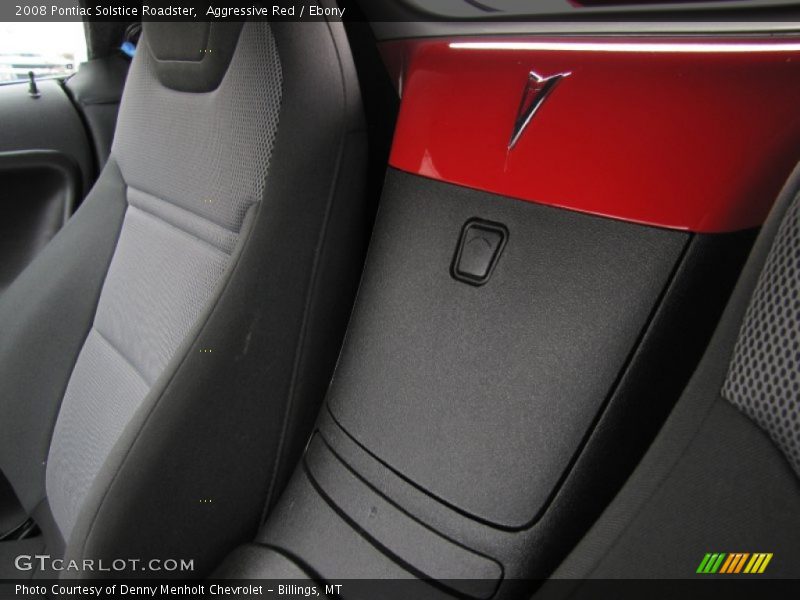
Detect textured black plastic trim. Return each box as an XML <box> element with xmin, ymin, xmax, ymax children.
<box><xmin>250</xmin><ymin>171</ymin><xmax>755</xmax><ymax>595</ymax></box>
<box><xmin>328</xmin><ymin>170</ymin><xmax>687</xmax><ymax>528</ymax></box>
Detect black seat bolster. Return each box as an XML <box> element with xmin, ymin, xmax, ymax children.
<box><xmin>544</xmin><ymin>162</ymin><xmax>800</xmax><ymax>582</ymax></box>
<box><xmin>64</xmin><ymin>56</ymin><xmax>130</xmax><ymax>171</ymax></box>
<box><xmin>0</xmin><ymin>159</ymin><xmax>127</xmax><ymax>551</ymax></box>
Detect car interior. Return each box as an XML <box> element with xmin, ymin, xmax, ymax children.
<box><xmin>0</xmin><ymin>0</ymin><xmax>799</xmax><ymax>598</ymax></box>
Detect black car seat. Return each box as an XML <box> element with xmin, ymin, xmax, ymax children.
<box><xmin>0</xmin><ymin>14</ymin><xmax>366</xmax><ymax>578</ymax></box>
<box><xmin>540</xmin><ymin>162</ymin><xmax>800</xmax><ymax>585</ymax></box>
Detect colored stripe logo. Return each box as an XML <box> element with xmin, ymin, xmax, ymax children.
<box><xmin>697</xmin><ymin>552</ymin><xmax>773</xmax><ymax>574</ymax></box>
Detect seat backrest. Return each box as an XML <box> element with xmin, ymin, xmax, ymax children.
<box><xmin>723</xmin><ymin>191</ymin><xmax>800</xmax><ymax>476</ymax></box>
<box><xmin>47</xmin><ymin>20</ymin><xmax>283</xmax><ymax>544</ymax></box>
<box><xmin>0</xmin><ymin>18</ymin><xmax>366</xmax><ymax>575</ymax></box>
<box><xmin>544</xmin><ymin>162</ymin><xmax>800</xmax><ymax>581</ymax></box>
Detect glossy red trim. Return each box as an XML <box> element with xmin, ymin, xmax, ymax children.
<box><xmin>385</xmin><ymin>37</ymin><xmax>800</xmax><ymax>232</ymax></box>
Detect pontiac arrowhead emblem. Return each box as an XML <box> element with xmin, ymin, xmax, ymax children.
<box><xmin>508</xmin><ymin>70</ymin><xmax>571</xmax><ymax>149</ymax></box>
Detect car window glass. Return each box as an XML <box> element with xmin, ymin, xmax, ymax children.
<box><xmin>0</xmin><ymin>22</ymin><xmax>87</xmax><ymax>85</ymax></box>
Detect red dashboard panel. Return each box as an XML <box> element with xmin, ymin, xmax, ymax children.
<box><xmin>385</xmin><ymin>37</ymin><xmax>800</xmax><ymax>232</ymax></box>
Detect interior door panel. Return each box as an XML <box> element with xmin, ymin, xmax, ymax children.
<box><xmin>0</xmin><ymin>78</ymin><xmax>93</xmax><ymax>290</ymax></box>
<box><xmin>0</xmin><ymin>79</ymin><xmax>92</xmax><ymax>194</ymax></box>
<box><xmin>0</xmin><ymin>150</ymin><xmax>81</xmax><ymax>292</ymax></box>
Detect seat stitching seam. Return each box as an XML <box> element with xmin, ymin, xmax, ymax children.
<box><xmin>127</xmin><ymin>185</ymin><xmax>241</xmax><ymax>234</ymax></box>
<box><xmin>127</xmin><ymin>203</ymin><xmax>233</xmax><ymax>257</ymax></box>
<box><xmin>92</xmin><ymin>327</ymin><xmax>152</xmax><ymax>387</ymax></box>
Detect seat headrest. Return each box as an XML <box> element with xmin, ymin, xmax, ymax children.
<box><xmin>143</xmin><ymin>21</ymin><xmax>245</xmax><ymax>92</ymax></box>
